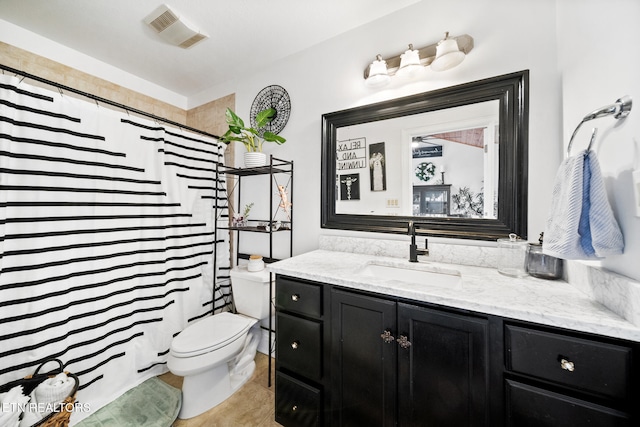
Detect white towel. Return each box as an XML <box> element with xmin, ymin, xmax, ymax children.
<box><xmin>0</xmin><ymin>385</ymin><xmax>29</xmax><ymax>427</ymax></box>
<box><xmin>34</xmin><ymin>373</ymin><xmax>75</xmax><ymax>406</ymax></box>
<box><xmin>543</xmin><ymin>149</ymin><xmax>624</xmax><ymax>259</ymax></box>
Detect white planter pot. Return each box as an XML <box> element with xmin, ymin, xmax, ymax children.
<box><xmin>244</xmin><ymin>152</ymin><xmax>267</xmax><ymax>168</ymax></box>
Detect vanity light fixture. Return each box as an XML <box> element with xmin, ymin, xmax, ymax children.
<box><xmin>396</xmin><ymin>44</ymin><xmax>422</xmax><ymax>78</ymax></box>
<box><xmin>431</xmin><ymin>32</ymin><xmax>466</xmax><ymax>71</ymax></box>
<box><xmin>365</xmin><ymin>55</ymin><xmax>392</xmax><ymax>88</ymax></box>
<box><xmin>364</xmin><ymin>32</ymin><xmax>473</xmax><ymax>87</ymax></box>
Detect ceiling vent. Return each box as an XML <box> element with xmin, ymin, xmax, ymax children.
<box><xmin>144</xmin><ymin>4</ymin><xmax>208</xmax><ymax>49</ymax></box>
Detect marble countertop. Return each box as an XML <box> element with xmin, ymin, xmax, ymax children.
<box><xmin>268</xmin><ymin>249</ymin><xmax>640</xmax><ymax>342</ymax></box>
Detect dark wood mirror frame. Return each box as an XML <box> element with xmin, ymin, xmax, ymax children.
<box><xmin>321</xmin><ymin>70</ymin><xmax>529</xmax><ymax>241</ymax></box>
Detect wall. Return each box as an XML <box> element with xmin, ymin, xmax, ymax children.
<box><xmin>186</xmin><ymin>94</ymin><xmax>236</xmax><ymax>168</ymax></box>
<box><xmin>556</xmin><ymin>0</ymin><xmax>640</xmax><ymax>281</ymax></box>
<box><xmin>229</xmin><ymin>0</ymin><xmax>562</xmax><ymax>257</ymax></box>
<box><xmin>186</xmin><ymin>94</ymin><xmax>235</xmax><ymax>137</ymax></box>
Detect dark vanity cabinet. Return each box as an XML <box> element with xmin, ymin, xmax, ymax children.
<box><xmin>275</xmin><ymin>274</ymin><xmax>639</xmax><ymax>427</ymax></box>
<box><xmin>504</xmin><ymin>323</ymin><xmax>636</xmax><ymax>427</ymax></box>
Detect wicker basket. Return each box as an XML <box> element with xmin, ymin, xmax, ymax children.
<box><xmin>0</xmin><ymin>359</ymin><xmax>79</xmax><ymax>427</ymax></box>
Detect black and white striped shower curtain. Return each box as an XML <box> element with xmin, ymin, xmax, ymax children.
<box><xmin>0</xmin><ymin>74</ymin><xmax>230</xmax><ymax>423</ymax></box>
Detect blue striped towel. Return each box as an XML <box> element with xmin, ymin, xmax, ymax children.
<box><xmin>543</xmin><ymin>149</ymin><xmax>624</xmax><ymax>260</ymax></box>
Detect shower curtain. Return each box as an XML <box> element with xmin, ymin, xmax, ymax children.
<box><xmin>0</xmin><ymin>75</ymin><xmax>230</xmax><ymax>424</ymax></box>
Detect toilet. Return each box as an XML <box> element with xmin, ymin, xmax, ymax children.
<box><xmin>167</xmin><ymin>266</ymin><xmax>272</xmax><ymax>419</ymax></box>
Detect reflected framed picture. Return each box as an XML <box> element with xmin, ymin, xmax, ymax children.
<box><xmin>339</xmin><ymin>173</ymin><xmax>360</xmax><ymax>200</ymax></box>
<box><xmin>369</xmin><ymin>142</ymin><xmax>386</xmax><ymax>191</ymax></box>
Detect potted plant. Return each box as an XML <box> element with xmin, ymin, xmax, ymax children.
<box><xmin>232</xmin><ymin>202</ymin><xmax>254</xmax><ymax>227</ymax></box>
<box><xmin>220</xmin><ymin>107</ymin><xmax>286</xmax><ymax>167</ymax></box>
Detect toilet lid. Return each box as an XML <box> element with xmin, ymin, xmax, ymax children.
<box><xmin>171</xmin><ymin>312</ymin><xmax>254</xmax><ymax>357</ymax></box>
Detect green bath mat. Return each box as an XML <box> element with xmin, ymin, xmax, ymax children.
<box><xmin>76</xmin><ymin>377</ymin><xmax>181</xmax><ymax>427</ymax></box>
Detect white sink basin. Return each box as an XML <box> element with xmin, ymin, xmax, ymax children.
<box><xmin>358</xmin><ymin>261</ymin><xmax>461</xmax><ymax>288</ymax></box>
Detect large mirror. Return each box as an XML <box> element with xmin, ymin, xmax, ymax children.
<box><xmin>321</xmin><ymin>71</ymin><xmax>528</xmax><ymax>241</ymax></box>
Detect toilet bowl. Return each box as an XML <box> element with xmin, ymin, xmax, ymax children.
<box><xmin>167</xmin><ymin>266</ymin><xmax>272</xmax><ymax>419</ymax></box>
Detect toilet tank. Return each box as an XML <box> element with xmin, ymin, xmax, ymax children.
<box><xmin>230</xmin><ymin>266</ymin><xmax>273</xmax><ymax>319</ymax></box>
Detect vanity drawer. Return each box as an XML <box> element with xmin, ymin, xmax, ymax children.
<box><xmin>505</xmin><ymin>325</ymin><xmax>632</xmax><ymax>400</ymax></box>
<box><xmin>276</xmin><ymin>371</ymin><xmax>322</xmax><ymax>427</ymax></box>
<box><xmin>276</xmin><ymin>276</ymin><xmax>323</xmax><ymax>318</ymax></box>
<box><xmin>277</xmin><ymin>312</ymin><xmax>322</xmax><ymax>380</ymax></box>
<box><xmin>505</xmin><ymin>380</ymin><xmax>630</xmax><ymax>427</ymax></box>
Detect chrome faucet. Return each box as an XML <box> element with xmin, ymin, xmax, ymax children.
<box><xmin>408</xmin><ymin>221</ymin><xmax>429</xmax><ymax>262</ymax></box>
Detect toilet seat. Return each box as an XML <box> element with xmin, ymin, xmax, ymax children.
<box><xmin>171</xmin><ymin>312</ymin><xmax>254</xmax><ymax>358</ymax></box>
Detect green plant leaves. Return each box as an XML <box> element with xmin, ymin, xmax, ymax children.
<box><xmin>219</xmin><ymin>107</ymin><xmax>286</xmax><ymax>151</ymax></box>
<box><xmin>255</xmin><ymin>108</ymin><xmax>276</xmax><ymax>128</ymax></box>
<box><xmin>225</xmin><ymin>108</ymin><xmax>244</xmax><ymax>128</ymax></box>
<box><xmin>263</xmin><ymin>131</ymin><xmax>286</xmax><ymax>144</ymax></box>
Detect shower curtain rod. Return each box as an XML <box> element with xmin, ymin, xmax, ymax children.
<box><xmin>0</xmin><ymin>63</ymin><xmax>220</xmax><ymax>140</ymax></box>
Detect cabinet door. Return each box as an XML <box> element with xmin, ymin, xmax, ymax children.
<box><xmin>397</xmin><ymin>303</ymin><xmax>489</xmax><ymax>426</ymax></box>
<box><xmin>331</xmin><ymin>289</ymin><xmax>397</xmax><ymax>427</ymax></box>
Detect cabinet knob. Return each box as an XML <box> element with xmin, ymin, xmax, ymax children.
<box><xmin>292</xmin><ymin>405</ymin><xmax>298</xmax><ymax>412</ymax></box>
<box><xmin>560</xmin><ymin>358</ymin><xmax>575</xmax><ymax>372</ymax></box>
<box><xmin>291</xmin><ymin>293</ymin><xmax>300</xmax><ymax>302</ymax></box>
<box><xmin>380</xmin><ymin>330</ymin><xmax>395</xmax><ymax>343</ymax></box>
<box><xmin>397</xmin><ymin>335</ymin><xmax>412</xmax><ymax>349</ymax></box>
<box><xmin>291</xmin><ymin>340</ymin><xmax>300</xmax><ymax>350</ymax></box>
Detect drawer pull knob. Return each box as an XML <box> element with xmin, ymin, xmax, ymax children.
<box><xmin>380</xmin><ymin>330</ymin><xmax>395</xmax><ymax>343</ymax></box>
<box><xmin>291</xmin><ymin>294</ymin><xmax>300</xmax><ymax>302</ymax></box>
<box><xmin>291</xmin><ymin>340</ymin><xmax>300</xmax><ymax>350</ymax></box>
<box><xmin>292</xmin><ymin>405</ymin><xmax>298</xmax><ymax>412</ymax></box>
<box><xmin>560</xmin><ymin>358</ymin><xmax>575</xmax><ymax>372</ymax></box>
<box><xmin>398</xmin><ymin>335</ymin><xmax>412</xmax><ymax>349</ymax></box>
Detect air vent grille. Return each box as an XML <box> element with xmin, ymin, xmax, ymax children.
<box><xmin>148</xmin><ymin>9</ymin><xmax>179</xmax><ymax>33</ymax></box>
<box><xmin>179</xmin><ymin>33</ymin><xmax>207</xmax><ymax>49</ymax></box>
<box><xmin>144</xmin><ymin>4</ymin><xmax>208</xmax><ymax>49</ymax></box>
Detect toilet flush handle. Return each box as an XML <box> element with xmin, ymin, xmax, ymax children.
<box><xmin>291</xmin><ymin>293</ymin><xmax>300</xmax><ymax>302</ymax></box>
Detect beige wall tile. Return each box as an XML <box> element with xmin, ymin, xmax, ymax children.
<box><xmin>0</xmin><ymin>41</ymin><xmax>192</xmax><ymax>126</ymax></box>
<box><xmin>186</xmin><ymin>93</ymin><xmax>235</xmax><ymax>137</ymax></box>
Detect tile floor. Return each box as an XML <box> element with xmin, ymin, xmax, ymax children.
<box><xmin>158</xmin><ymin>353</ymin><xmax>281</xmax><ymax>427</ymax></box>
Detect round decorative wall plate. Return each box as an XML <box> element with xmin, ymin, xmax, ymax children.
<box><xmin>250</xmin><ymin>85</ymin><xmax>291</xmax><ymax>136</ymax></box>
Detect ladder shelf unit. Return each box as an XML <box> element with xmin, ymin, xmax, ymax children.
<box><xmin>215</xmin><ymin>155</ymin><xmax>293</xmax><ymax>387</ymax></box>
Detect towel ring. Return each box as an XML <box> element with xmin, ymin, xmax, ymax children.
<box><xmin>567</xmin><ymin>128</ymin><xmax>598</xmax><ymax>157</ymax></box>
<box><xmin>566</xmin><ymin>95</ymin><xmax>632</xmax><ymax>158</ymax></box>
